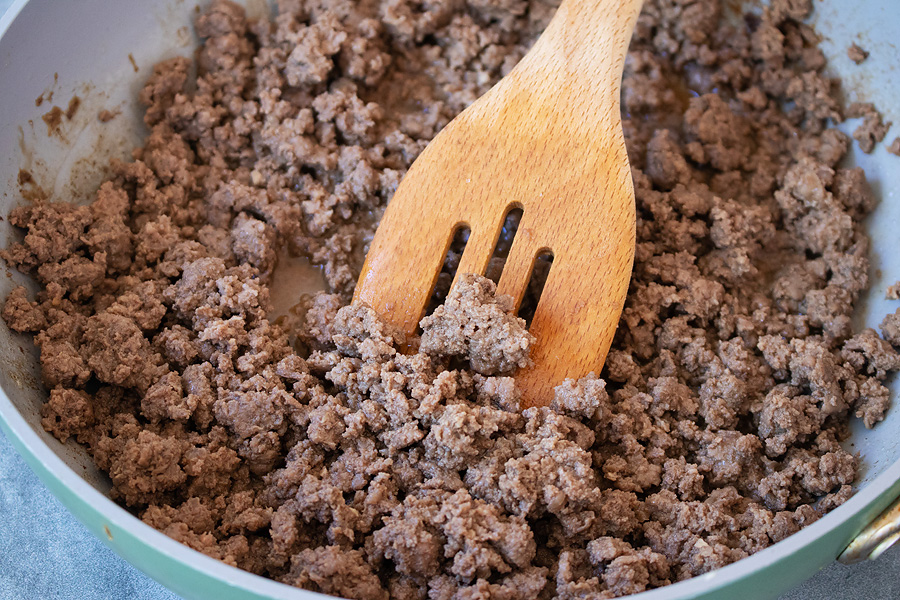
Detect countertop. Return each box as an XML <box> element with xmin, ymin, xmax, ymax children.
<box><xmin>1</xmin><ymin>0</ymin><xmax>899</xmax><ymax>598</ymax></box>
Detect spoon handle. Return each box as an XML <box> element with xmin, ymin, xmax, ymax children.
<box><xmin>518</xmin><ymin>0</ymin><xmax>644</xmax><ymax>103</ymax></box>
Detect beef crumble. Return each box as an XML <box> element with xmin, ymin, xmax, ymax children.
<box><xmin>3</xmin><ymin>0</ymin><xmax>899</xmax><ymax>598</ymax></box>
<box><xmin>847</xmin><ymin>43</ymin><xmax>869</xmax><ymax>64</ymax></box>
<box><xmin>887</xmin><ymin>283</ymin><xmax>900</xmax><ymax>300</ymax></box>
<box><xmin>846</xmin><ymin>102</ymin><xmax>892</xmax><ymax>154</ymax></box>
<box><xmin>888</xmin><ymin>137</ymin><xmax>900</xmax><ymax>157</ymax></box>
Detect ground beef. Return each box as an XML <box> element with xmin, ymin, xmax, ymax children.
<box><xmin>847</xmin><ymin>43</ymin><xmax>869</xmax><ymax>64</ymax></box>
<box><xmin>420</xmin><ymin>274</ymin><xmax>534</xmax><ymax>376</ymax></box>
<box><xmin>3</xmin><ymin>1</ymin><xmax>898</xmax><ymax>598</ymax></box>
<box><xmin>846</xmin><ymin>102</ymin><xmax>892</xmax><ymax>154</ymax></box>
<box><xmin>881</xmin><ymin>309</ymin><xmax>900</xmax><ymax>346</ymax></box>
<box><xmin>889</xmin><ymin>137</ymin><xmax>900</xmax><ymax>157</ymax></box>
<box><xmin>284</xmin><ymin>546</ymin><xmax>388</xmax><ymax>600</ymax></box>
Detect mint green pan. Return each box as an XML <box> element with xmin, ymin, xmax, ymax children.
<box><xmin>0</xmin><ymin>1</ymin><xmax>898</xmax><ymax>599</ymax></box>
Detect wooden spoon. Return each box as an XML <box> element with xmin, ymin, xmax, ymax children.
<box><xmin>354</xmin><ymin>0</ymin><xmax>642</xmax><ymax>408</ymax></box>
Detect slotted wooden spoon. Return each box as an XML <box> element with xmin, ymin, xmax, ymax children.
<box><xmin>355</xmin><ymin>0</ymin><xmax>642</xmax><ymax>408</ymax></box>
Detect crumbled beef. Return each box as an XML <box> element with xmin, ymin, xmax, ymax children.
<box><xmin>283</xmin><ymin>546</ymin><xmax>388</xmax><ymax>600</ymax></box>
<box><xmin>847</xmin><ymin>43</ymin><xmax>869</xmax><ymax>64</ymax></box>
<box><xmin>889</xmin><ymin>137</ymin><xmax>900</xmax><ymax>157</ymax></box>
<box><xmin>420</xmin><ymin>274</ymin><xmax>534</xmax><ymax>375</ymax></box>
<box><xmin>1</xmin><ymin>286</ymin><xmax>46</xmax><ymax>332</ymax></box>
<box><xmin>2</xmin><ymin>0</ymin><xmax>897</xmax><ymax>598</ymax></box>
<box><xmin>847</xmin><ymin>102</ymin><xmax>892</xmax><ymax>153</ymax></box>
<box><xmin>40</xmin><ymin>387</ymin><xmax>95</xmax><ymax>443</ymax></box>
<box><xmin>881</xmin><ymin>309</ymin><xmax>900</xmax><ymax>346</ymax></box>
<box><xmin>82</xmin><ymin>312</ymin><xmax>166</xmax><ymax>392</ymax></box>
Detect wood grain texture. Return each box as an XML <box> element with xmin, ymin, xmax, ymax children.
<box><xmin>355</xmin><ymin>0</ymin><xmax>642</xmax><ymax>408</ymax></box>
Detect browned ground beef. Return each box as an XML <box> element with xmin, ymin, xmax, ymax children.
<box><xmin>846</xmin><ymin>102</ymin><xmax>892</xmax><ymax>153</ymax></box>
<box><xmin>847</xmin><ymin>43</ymin><xmax>869</xmax><ymax>64</ymax></box>
<box><xmin>3</xmin><ymin>0</ymin><xmax>899</xmax><ymax>598</ymax></box>
<box><xmin>889</xmin><ymin>137</ymin><xmax>900</xmax><ymax>156</ymax></box>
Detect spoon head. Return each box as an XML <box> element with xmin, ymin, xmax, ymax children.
<box><xmin>355</xmin><ymin>0</ymin><xmax>641</xmax><ymax>408</ymax></box>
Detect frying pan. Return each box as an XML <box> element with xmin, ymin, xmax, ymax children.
<box><xmin>0</xmin><ymin>1</ymin><xmax>898</xmax><ymax>598</ymax></box>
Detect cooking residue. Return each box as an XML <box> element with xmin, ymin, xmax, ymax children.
<box><xmin>65</xmin><ymin>96</ymin><xmax>81</xmax><ymax>120</ymax></box>
<box><xmin>40</xmin><ymin>95</ymin><xmax>82</xmax><ymax>137</ymax></box>
<box><xmin>98</xmin><ymin>109</ymin><xmax>119</xmax><ymax>123</ymax></box>
<box><xmin>16</xmin><ymin>169</ymin><xmax>47</xmax><ymax>203</ymax></box>
<box><xmin>40</xmin><ymin>106</ymin><xmax>64</xmax><ymax>136</ymax></box>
